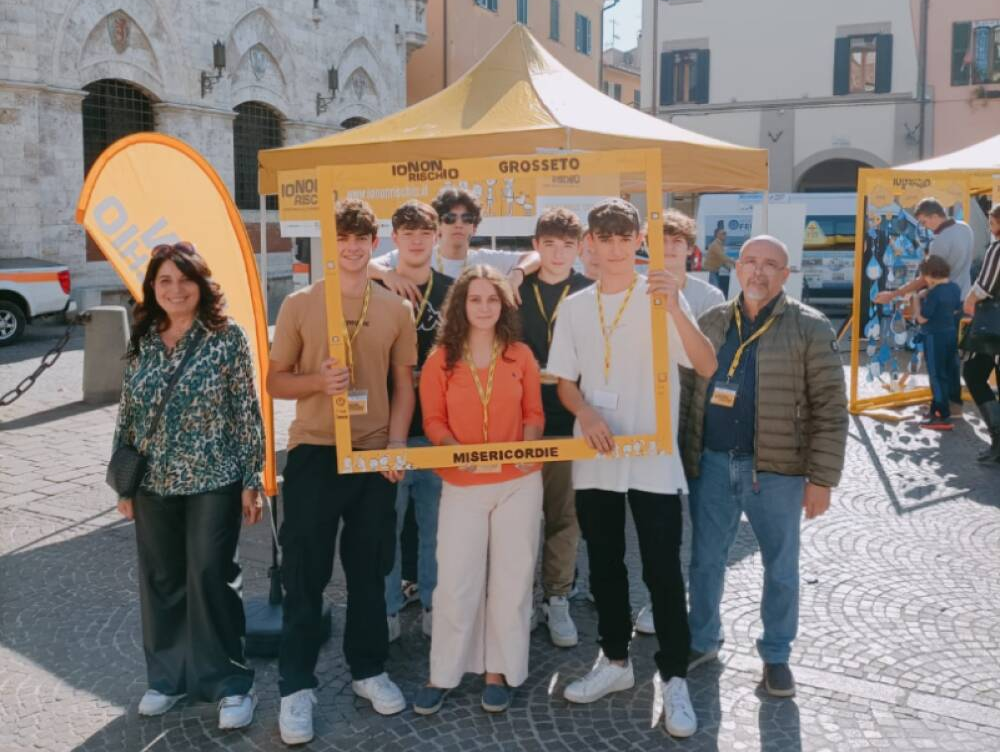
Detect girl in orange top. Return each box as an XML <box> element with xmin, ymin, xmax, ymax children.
<box><xmin>415</xmin><ymin>265</ymin><xmax>544</xmax><ymax>716</ymax></box>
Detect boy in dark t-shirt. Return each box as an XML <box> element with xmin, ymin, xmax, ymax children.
<box><xmin>915</xmin><ymin>254</ymin><xmax>962</xmax><ymax>430</ymax></box>
<box><xmin>382</xmin><ymin>201</ymin><xmax>453</xmax><ymax>639</ymax></box>
<box><xmin>518</xmin><ymin>208</ymin><xmax>593</xmax><ymax>648</ymax></box>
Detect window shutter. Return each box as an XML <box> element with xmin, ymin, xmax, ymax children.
<box><xmin>695</xmin><ymin>49</ymin><xmax>710</xmax><ymax>103</ymax></box>
<box><xmin>660</xmin><ymin>52</ymin><xmax>675</xmax><ymax>106</ymax></box>
<box><xmin>833</xmin><ymin>37</ymin><xmax>851</xmax><ymax>95</ymax></box>
<box><xmin>951</xmin><ymin>22</ymin><xmax>972</xmax><ymax>85</ymax></box>
<box><xmin>874</xmin><ymin>34</ymin><xmax>893</xmax><ymax>93</ymax></box>
<box><xmin>550</xmin><ymin>0</ymin><xmax>559</xmax><ymax>40</ymax></box>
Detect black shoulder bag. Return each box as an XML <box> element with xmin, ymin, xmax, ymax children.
<box><xmin>961</xmin><ymin>260</ymin><xmax>1000</xmax><ymax>356</ymax></box>
<box><xmin>106</xmin><ymin>329</ymin><xmax>205</xmax><ymax>498</ymax></box>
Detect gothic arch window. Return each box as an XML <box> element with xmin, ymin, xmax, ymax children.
<box><xmin>340</xmin><ymin>117</ymin><xmax>369</xmax><ymax>130</ymax></box>
<box><xmin>81</xmin><ymin>79</ymin><xmax>155</xmax><ymax>175</ymax></box>
<box><xmin>233</xmin><ymin>101</ymin><xmax>284</xmax><ymax>209</ymax></box>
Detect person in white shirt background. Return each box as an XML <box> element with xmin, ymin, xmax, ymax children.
<box><xmin>370</xmin><ymin>187</ymin><xmax>540</xmax><ymax>305</ymax></box>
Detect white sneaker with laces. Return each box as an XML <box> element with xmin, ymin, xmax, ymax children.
<box><xmin>542</xmin><ymin>596</ymin><xmax>579</xmax><ymax>647</ymax></box>
<box><xmin>635</xmin><ymin>604</ymin><xmax>655</xmax><ymax>635</ymax></box>
<box><xmin>422</xmin><ymin>609</ymin><xmax>433</xmax><ymax>638</ymax></box>
<box><xmin>352</xmin><ymin>672</ymin><xmax>406</xmax><ymax>715</ymax></box>
<box><xmin>279</xmin><ymin>689</ymin><xmax>316</xmax><ymax>745</ymax></box>
<box><xmin>387</xmin><ymin>613</ymin><xmax>401</xmax><ymax>643</ymax></box>
<box><xmin>137</xmin><ymin>689</ymin><xmax>185</xmax><ymax>716</ymax></box>
<box><xmin>660</xmin><ymin>676</ymin><xmax>697</xmax><ymax>738</ymax></box>
<box><xmin>563</xmin><ymin>652</ymin><xmax>635</xmax><ymax>704</ymax></box>
<box><xmin>218</xmin><ymin>687</ymin><xmax>257</xmax><ymax>730</ymax></box>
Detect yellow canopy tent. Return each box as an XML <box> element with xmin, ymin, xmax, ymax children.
<box><xmin>849</xmin><ymin>134</ymin><xmax>1000</xmax><ymax>414</ymax></box>
<box><xmin>257</xmin><ymin>24</ymin><xmax>767</xmax><ymax>196</ymax></box>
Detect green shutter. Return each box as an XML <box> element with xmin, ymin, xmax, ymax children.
<box><xmin>660</xmin><ymin>52</ymin><xmax>675</xmax><ymax>106</ymax></box>
<box><xmin>550</xmin><ymin>0</ymin><xmax>559</xmax><ymax>40</ymax></box>
<box><xmin>951</xmin><ymin>22</ymin><xmax>972</xmax><ymax>85</ymax></box>
<box><xmin>874</xmin><ymin>34</ymin><xmax>893</xmax><ymax>93</ymax></box>
<box><xmin>695</xmin><ymin>50</ymin><xmax>710</xmax><ymax>103</ymax></box>
<box><xmin>833</xmin><ymin>37</ymin><xmax>851</xmax><ymax>95</ymax></box>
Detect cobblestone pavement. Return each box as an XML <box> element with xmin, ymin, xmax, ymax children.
<box><xmin>2</xmin><ymin>321</ymin><xmax>999</xmax><ymax>751</ymax></box>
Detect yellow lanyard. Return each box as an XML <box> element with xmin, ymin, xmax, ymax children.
<box><xmin>413</xmin><ymin>272</ymin><xmax>434</xmax><ymax>324</ymax></box>
<box><xmin>436</xmin><ymin>249</ymin><xmax>468</xmax><ymax>276</ymax></box>
<box><xmin>533</xmin><ymin>281</ymin><xmax>571</xmax><ymax>346</ymax></box>
<box><xmin>344</xmin><ymin>282</ymin><xmax>372</xmax><ymax>385</ymax></box>
<box><xmin>463</xmin><ymin>340</ymin><xmax>501</xmax><ymax>442</ymax></box>
<box><xmin>595</xmin><ymin>275</ymin><xmax>638</xmax><ymax>383</ymax></box>
<box><xmin>727</xmin><ymin>303</ymin><xmax>778</xmax><ymax>380</ymax></box>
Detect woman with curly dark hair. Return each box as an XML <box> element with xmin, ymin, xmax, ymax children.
<box><xmin>112</xmin><ymin>242</ymin><xmax>264</xmax><ymax>730</ymax></box>
<box><xmin>414</xmin><ymin>265</ymin><xmax>545</xmax><ymax>716</ymax></box>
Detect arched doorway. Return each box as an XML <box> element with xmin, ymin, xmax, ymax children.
<box><xmin>82</xmin><ymin>79</ymin><xmax>155</xmax><ymax>260</ymax></box>
<box><xmin>797</xmin><ymin>158</ymin><xmax>871</xmax><ymax>193</ymax></box>
<box><xmin>233</xmin><ymin>101</ymin><xmax>284</xmax><ymax>209</ymax></box>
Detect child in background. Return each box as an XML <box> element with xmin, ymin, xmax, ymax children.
<box><xmin>915</xmin><ymin>254</ymin><xmax>962</xmax><ymax>430</ymax></box>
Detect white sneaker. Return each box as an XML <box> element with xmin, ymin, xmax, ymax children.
<box><xmin>352</xmin><ymin>672</ymin><xmax>406</xmax><ymax>715</ymax></box>
<box><xmin>635</xmin><ymin>604</ymin><xmax>655</xmax><ymax>635</ymax></box>
<box><xmin>422</xmin><ymin>609</ymin><xmax>433</xmax><ymax>638</ymax></box>
<box><xmin>387</xmin><ymin>613</ymin><xmax>401</xmax><ymax>643</ymax></box>
<box><xmin>137</xmin><ymin>689</ymin><xmax>185</xmax><ymax>716</ymax></box>
<box><xmin>563</xmin><ymin>652</ymin><xmax>635</xmax><ymax>704</ymax></box>
<box><xmin>658</xmin><ymin>675</ymin><xmax>697</xmax><ymax>738</ymax></box>
<box><xmin>218</xmin><ymin>687</ymin><xmax>257</xmax><ymax>730</ymax></box>
<box><xmin>541</xmin><ymin>596</ymin><xmax>579</xmax><ymax>647</ymax></box>
<box><xmin>279</xmin><ymin>689</ymin><xmax>316</xmax><ymax>745</ymax></box>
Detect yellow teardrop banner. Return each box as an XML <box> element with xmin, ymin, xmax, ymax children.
<box><xmin>75</xmin><ymin>133</ymin><xmax>277</xmax><ymax>496</ymax></box>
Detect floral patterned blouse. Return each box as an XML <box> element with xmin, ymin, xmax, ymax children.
<box><xmin>112</xmin><ymin>318</ymin><xmax>264</xmax><ymax>496</ymax></box>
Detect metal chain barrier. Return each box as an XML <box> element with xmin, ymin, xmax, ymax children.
<box><xmin>0</xmin><ymin>317</ymin><xmax>85</xmax><ymax>407</ymax></box>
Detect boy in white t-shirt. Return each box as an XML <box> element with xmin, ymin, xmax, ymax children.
<box><xmin>546</xmin><ymin>199</ymin><xmax>717</xmax><ymax>739</ymax></box>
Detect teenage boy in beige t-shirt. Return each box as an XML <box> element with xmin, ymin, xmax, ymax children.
<box><xmin>267</xmin><ymin>199</ymin><xmax>417</xmax><ymax>746</ymax></box>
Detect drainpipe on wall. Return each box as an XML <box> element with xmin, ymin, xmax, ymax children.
<box><xmin>442</xmin><ymin>0</ymin><xmax>448</xmax><ymax>89</ymax></box>
<box><xmin>652</xmin><ymin>0</ymin><xmax>659</xmax><ymax>116</ymax></box>
<box><xmin>917</xmin><ymin>0</ymin><xmax>929</xmax><ymax>158</ymax></box>
<box><xmin>600</xmin><ymin>1</ymin><xmax>621</xmax><ymax>93</ymax></box>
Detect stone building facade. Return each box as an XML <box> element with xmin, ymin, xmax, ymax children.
<box><xmin>0</xmin><ymin>1</ymin><xmax>427</xmax><ymax>307</ymax></box>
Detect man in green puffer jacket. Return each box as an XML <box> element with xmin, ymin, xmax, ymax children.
<box><xmin>679</xmin><ymin>235</ymin><xmax>847</xmax><ymax>699</ymax></box>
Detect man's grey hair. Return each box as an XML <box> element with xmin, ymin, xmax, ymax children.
<box><xmin>739</xmin><ymin>234</ymin><xmax>789</xmax><ymax>267</ymax></box>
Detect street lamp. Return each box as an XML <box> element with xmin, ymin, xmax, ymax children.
<box><xmin>316</xmin><ymin>66</ymin><xmax>339</xmax><ymax>116</ymax></box>
<box><xmin>200</xmin><ymin>40</ymin><xmax>226</xmax><ymax>98</ymax></box>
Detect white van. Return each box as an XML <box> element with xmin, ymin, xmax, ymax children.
<box><xmin>695</xmin><ymin>193</ymin><xmax>857</xmax><ymax>309</ymax></box>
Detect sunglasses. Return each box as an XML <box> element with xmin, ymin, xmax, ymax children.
<box><xmin>440</xmin><ymin>212</ymin><xmax>477</xmax><ymax>225</ymax></box>
<box><xmin>151</xmin><ymin>242</ymin><xmax>196</xmax><ymax>258</ymax></box>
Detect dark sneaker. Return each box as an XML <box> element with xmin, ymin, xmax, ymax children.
<box><xmin>763</xmin><ymin>663</ymin><xmax>796</xmax><ymax>697</ymax></box>
<box><xmin>413</xmin><ymin>686</ymin><xmax>449</xmax><ymax>716</ymax></box>
<box><xmin>481</xmin><ymin>683</ymin><xmax>511</xmax><ymax>713</ymax></box>
<box><xmin>687</xmin><ymin>648</ymin><xmax>720</xmax><ymax>672</ymax></box>
<box><xmin>401</xmin><ymin>579</ymin><xmax>420</xmax><ymax>609</ymax></box>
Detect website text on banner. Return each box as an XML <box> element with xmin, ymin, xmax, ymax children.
<box><xmin>318</xmin><ymin>148</ymin><xmax>672</xmax><ymax>473</ymax></box>
<box><xmin>75</xmin><ymin>133</ymin><xmax>278</xmax><ymax>496</ymax></box>
<box><xmin>848</xmin><ymin>171</ymin><xmax>970</xmax><ymax>413</ymax></box>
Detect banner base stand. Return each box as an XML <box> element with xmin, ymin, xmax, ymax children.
<box><xmin>244</xmin><ymin>585</ymin><xmax>333</xmax><ymax>658</ymax></box>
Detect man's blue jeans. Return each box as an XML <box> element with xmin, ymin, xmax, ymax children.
<box><xmin>688</xmin><ymin>449</ymin><xmax>804</xmax><ymax>664</ymax></box>
<box><xmin>385</xmin><ymin>437</ymin><xmax>441</xmax><ymax>614</ymax></box>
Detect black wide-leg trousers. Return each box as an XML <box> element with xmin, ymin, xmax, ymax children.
<box><xmin>133</xmin><ymin>481</ymin><xmax>253</xmax><ymax>701</ymax></box>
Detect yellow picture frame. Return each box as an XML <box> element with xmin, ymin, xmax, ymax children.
<box><xmin>317</xmin><ymin>148</ymin><xmax>674</xmax><ymax>473</ymax></box>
